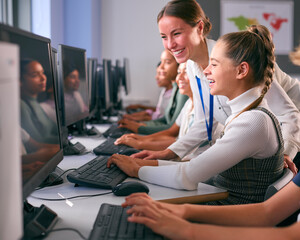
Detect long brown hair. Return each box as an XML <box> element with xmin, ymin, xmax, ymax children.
<box><xmin>157</xmin><ymin>0</ymin><xmax>212</xmax><ymax>37</ymax></box>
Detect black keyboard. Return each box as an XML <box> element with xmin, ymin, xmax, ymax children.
<box><xmin>102</xmin><ymin>123</ymin><xmax>132</xmax><ymax>138</ymax></box>
<box><xmin>93</xmin><ymin>137</ymin><xmax>140</xmax><ymax>156</ymax></box>
<box><xmin>67</xmin><ymin>155</ymin><xmax>127</xmax><ymax>189</ymax></box>
<box><xmin>89</xmin><ymin>203</ymin><xmax>164</xmax><ymax>240</ymax></box>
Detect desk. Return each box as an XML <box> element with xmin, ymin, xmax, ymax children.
<box><xmin>27</xmin><ymin>124</ymin><xmax>228</xmax><ymax>240</ymax></box>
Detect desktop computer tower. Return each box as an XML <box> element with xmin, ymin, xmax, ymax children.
<box><xmin>0</xmin><ymin>42</ymin><xmax>23</xmax><ymax>240</ymax></box>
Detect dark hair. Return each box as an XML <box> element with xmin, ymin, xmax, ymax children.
<box><xmin>20</xmin><ymin>58</ymin><xmax>39</xmax><ymax>82</ymax></box>
<box><xmin>157</xmin><ymin>0</ymin><xmax>212</xmax><ymax>36</ymax></box>
<box><xmin>290</xmin><ymin>44</ymin><xmax>300</xmax><ymax>66</ymax></box>
<box><xmin>63</xmin><ymin>63</ymin><xmax>78</xmax><ymax>80</ymax></box>
<box><xmin>219</xmin><ymin>25</ymin><xmax>275</xmax><ymax>109</ymax></box>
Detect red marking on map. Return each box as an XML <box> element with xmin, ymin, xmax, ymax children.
<box><xmin>263</xmin><ymin>13</ymin><xmax>288</xmax><ymax>31</ymax></box>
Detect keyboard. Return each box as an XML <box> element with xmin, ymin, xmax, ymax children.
<box><xmin>67</xmin><ymin>155</ymin><xmax>127</xmax><ymax>189</ymax></box>
<box><xmin>89</xmin><ymin>203</ymin><xmax>164</xmax><ymax>240</ymax></box>
<box><xmin>93</xmin><ymin>137</ymin><xmax>140</xmax><ymax>156</ymax></box>
<box><xmin>102</xmin><ymin>123</ymin><xmax>133</xmax><ymax>138</ymax></box>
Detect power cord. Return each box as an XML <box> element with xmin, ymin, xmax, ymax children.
<box><xmin>42</xmin><ymin>227</ymin><xmax>88</xmax><ymax>240</ymax></box>
<box><xmin>31</xmin><ymin>191</ymin><xmax>113</xmax><ymax>201</ymax></box>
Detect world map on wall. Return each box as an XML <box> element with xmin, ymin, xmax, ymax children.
<box><xmin>228</xmin><ymin>13</ymin><xmax>288</xmax><ymax>32</ymax></box>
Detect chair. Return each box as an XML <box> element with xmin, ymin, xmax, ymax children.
<box><xmin>264</xmin><ymin>168</ymin><xmax>294</xmax><ymax>201</ymax></box>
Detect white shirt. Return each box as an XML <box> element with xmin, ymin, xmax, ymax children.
<box><xmin>175</xmin><ymin>99</ymin><xmax>194</xmax><ymax>138</ymax></box>
<box><xmin>138</xmin><ymin>87</ymin><xmax>280</xmax><ymax>190</ymax></box>
<box><xmin>168</xmin><ymin>39</ymin><xmax>300</xmax><ymax>160</ymax></box>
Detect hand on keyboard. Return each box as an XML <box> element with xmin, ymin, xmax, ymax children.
<box><xmin>107</xmin><ymin>154</ymin><xmax>141</xmax><ymax>178</ymax></box>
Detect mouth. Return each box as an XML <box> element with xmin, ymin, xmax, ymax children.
<box><xmin>172</xmin><ymin>48</ymin><xmax>184</xmax><ymax>56</ymax></box>
<box><xmin>207</xmin><ymin>79</ymin><xmax>215</xmax><ymax>87</ymax></box>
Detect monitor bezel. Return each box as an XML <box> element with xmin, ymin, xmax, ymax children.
<box><xmin>0</xmin><ymin>23</ymin><xmax>64</xmax><ymax>200</ymax></box>
<box><xmin>58</xmin><ymin>44</ymin><xmax>89</xmax><ymax>127</ymax></box>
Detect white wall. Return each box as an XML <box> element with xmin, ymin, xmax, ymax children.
<box><xmin>101</xmin><ymin>0</ymin><xmax>169</xmax><ymax>106</ymax></box>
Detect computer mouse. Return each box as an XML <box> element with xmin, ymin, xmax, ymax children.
<box><xmin>112</xmin><ymin>181</ymin><xmax>150</xmax><ymax>196</ymax></box>
<box><xmin>120</xmin><ymin>148</ymin><xmax>139</xmax><ymax>156</ymax></box>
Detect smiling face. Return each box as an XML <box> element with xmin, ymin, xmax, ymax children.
<box><xmin>176</xmin><ymin>62</ymin><xmax>192</xmax><ymax>98</ymax></box>
<box><xmin>203</xmin><ymin>42</ymin><xmax>240</xmax><ymax>100</ymax></box>
<box><xmin>156</xmin><ymin>50</ymin><xmax>178</xmax><ymax>88</ymax></box>
<box><xmin>21</xmin><ymin>61</ymin><xmax>47</xmax><ymax>97</ymax></box>
<box><xmin>158</xmin><ymin>16</ymin><xmax>202</xmax><ymax>63</ymax></box>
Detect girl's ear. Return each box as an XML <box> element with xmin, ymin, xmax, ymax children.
<box><xmin>197</xmin><ymin>20</ymin><xmax>204</xmax><ymax>35</ymax></box>
<box><xmin>236</xmin><ymin>62</ymin><xmax>249</xmax><ymax>79</ymax></box>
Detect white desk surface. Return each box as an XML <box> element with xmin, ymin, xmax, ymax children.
<box><xmin>27</xmin><ymin>123</ymin><xmax>227</xmax><ymax>240</ymax></box>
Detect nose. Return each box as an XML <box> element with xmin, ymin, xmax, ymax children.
<box><xmin>167</xmin><ymin>37</ymin><xmax>176</xmax><ymax>51</ymax></box>
<box><xmin>203</xmin><ymin>64</ymin><xmax>211</xmax><ymax>76</ymax></box>
<box><xmin>41</xmin><ymin>73</ymin><xmax>47</xmax><ymax>82</ymax></box>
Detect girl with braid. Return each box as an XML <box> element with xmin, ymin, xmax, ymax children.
<box><xmin>130</xmin><ymin>0</ymin><xmax>299</xmax><ymax>175</ymax></box>
<box><xmin>109</xmin><ymin>25</ymin><xmax>284</xmax><ymax>205</ymax></box>
<box><xmin>117</xmin><ymin>42</ymin><xmax>300</xmax><ymax>240</ymax></box>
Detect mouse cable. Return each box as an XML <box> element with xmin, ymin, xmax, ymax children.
<box><xmin>30</xmin><ymin>190</ymin><xmax>113</xmax><ymax>201</ymax></box>
<box><xmin>34</xmin><ymin>168</ymin><xmax>77</xmax><ymax>191</ymax></box>
<box><xmin>41</xmin><ymin>227</ymin><xmax>87</xmax><ymax>240</ymax></box>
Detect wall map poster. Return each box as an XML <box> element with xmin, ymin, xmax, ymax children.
<box><xmin>221</xmin><ymin>0</ymin><xmax>293</xmax><ymax>54</ymax></box>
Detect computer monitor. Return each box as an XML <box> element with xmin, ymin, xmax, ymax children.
<box><xmin>122</xmin><ymin>58</ymin><xmax>131</xmax><ymax>95</ymax></box>
<box><xmin>112</xmin><ymin>59</ymin><xmax>123</xmax><ymax>109</ymax></box>
<box><xmin>58</xmin><ymin>44</ymin><xmax>89</xmax><ymax>127</ymax></box>
<box><xmin>0</xmin><ymin>23</ymin><xmax>63</xmax><ymax>238</ymax></box>
<box><xmin>87</xmin><ymin>58</ymin><xmax>99</xmax><ymax>118</ymax></box>
<box><xmin>0</xmin><ymin>41</ymin><xmax>23</xmax><ymax>240</ymax></box>
<box><xmin>97</xmin><ymin>59</ymin><xmax>113</xmax><ymax>113</ymax></box>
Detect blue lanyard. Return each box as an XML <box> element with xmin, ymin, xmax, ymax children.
<box><xmin>196</xmin><ymin>76</ymin><xmax>214</xmax><ymax>143</ymax></box>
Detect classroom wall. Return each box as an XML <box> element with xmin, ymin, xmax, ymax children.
<box><xmin>49</xmin><ymin>0</ymin><xmax>299</xmax><ymax>106</ymax></box>
<box><xmin>100</xmin><ymin>0</ymin><xmax>169</xmax><ymax>106</ymax></box>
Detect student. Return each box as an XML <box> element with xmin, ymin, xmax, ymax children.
<box><xmin>108</xmin><ymin>25</ymin><xmax>284</xmax><ymax>205</ymax></box>
<box><xmin>20</xmin><ymin>59</ymin><xmax>59</xmax><ymax>144</ymax></box>
<box><xmin>118</xmin><ymin>51</ymin><xmax>188</xmax><ymax>134</ymax></box>
<box><xmin>123</xmin><ymin>51</ymin><xmax>174</xmax><ymax>122</ymax></box>
<box><xmin>131</xmin><ymin>0</ymin><xmax>299</xmax><ymax>174</ymax></box>
<box><xmin>116</xmin><ymin>62</ymin><xmax>221</xmax><ymax>157</ymax></box>
<box><xmin>116</xmin><ymin>62</ymin><xmax>192</xmax><ymax>151</ymax></box>
<box><xmin>121</xmin><ymin>171</ymin><xmax>300</xmax><ymax>240</ymax></box>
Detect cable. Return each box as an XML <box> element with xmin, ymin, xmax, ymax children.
<box><xmin>43</xmin><ymin>227</ymin><xmax>87</xmax><ymax>240</ymax></box>
<box><xmin>31</xmin><ymin>191</ymin><xmax>113</xmax><ymax>201</ymax></box>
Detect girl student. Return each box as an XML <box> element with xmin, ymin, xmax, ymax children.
<box><xmin>132</xmin><ymin>0</ymin><xmax>299</xmax><ymax>174</ymax></box>
<box><xmin>115</xmin><ymin>62</ymin><xmax>222</xmax><ymax>159</ymax></box>
<box><xmin>118</xmin><ymin>49</ymin><xmax>189</xmax><ymax>135</ymax></box>
<box><xmin>123</xmin><ymin>51</ymin><xmax>174</xmax><ymax>122</ymax></box>
<box><xmin>108</xmin><ymin>25</ymin><xmax>284</xmax><ymax>205</ymax></box>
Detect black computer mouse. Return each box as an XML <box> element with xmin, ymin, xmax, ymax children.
<box><xmin>112</xmin><ymin>181</ymin><xmax>150</xmax><ymax>196</ymax></box>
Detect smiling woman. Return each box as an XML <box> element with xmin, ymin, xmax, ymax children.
<box><xmin>127</xmin><ymin>0</ymin><xmax>299</xmax><ymax>175</ymax></box>
<box><xmin>108</xmin><ymin>25</ymin><xmax>285</xmax><ymax>206</ymax></box>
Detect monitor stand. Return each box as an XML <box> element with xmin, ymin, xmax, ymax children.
<box><xmin>68</xmin><ymin>119</ymin><xmax>101</xmax><ymax>137</ymax></box>
<box><xmin>39</xmin><ymin>166</ymin><xmax>64</xmax><ymax>188</ymax></box>
<box><xmin>61</xmin><ymin>126</ymin><xmax>86</xmax><ymax>156</ymax></box>
<box><xmin>23</xmin><ymin>201</ymin><xmax>58</xmax><ymax>240</ymax></box>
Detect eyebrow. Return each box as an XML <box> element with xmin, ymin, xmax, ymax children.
<box><xmin>160</xmin><ymin>27</ymin><xmax>184</xmax><ymax>36</ymax></box>
<box><xmin>210</xmin><ymin>58</ymin><xmax>220</xmax><ymax>63</ymax></box>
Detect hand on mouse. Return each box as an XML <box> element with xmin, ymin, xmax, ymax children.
<box><xmin>107</xmin><ymin>154</ymin><xmax>141</xmax><ymax>178</ymax></box>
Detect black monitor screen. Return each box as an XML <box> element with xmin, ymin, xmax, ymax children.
<box><xmin>122</xmin><ymin>58</ymin><xmax>131</xmax><ymax>95</ymax></box>
<box><xmin>58</xmin><ymin>44</ymin><xmax>89</xmax><ymax>126</ymax></box>
<box><xmin>87</xmin><ymin>58</ymin><xmax>98</xmax><ymax>116</ymax></box>
<box><xmin>0</xmin><ymin>23</ymin><xmax>63</xmax><ymax>199</ymax></box>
